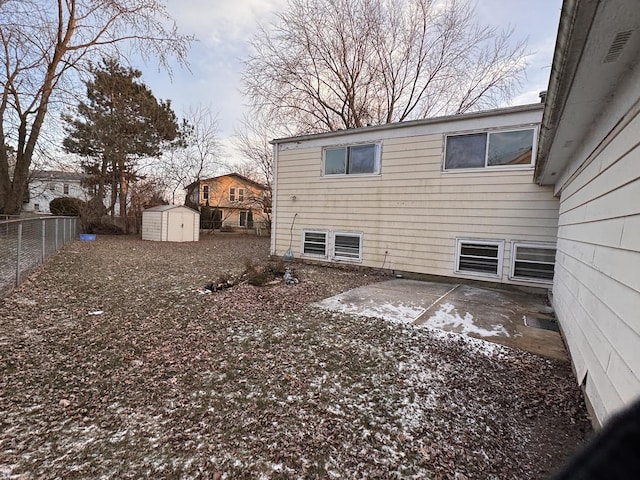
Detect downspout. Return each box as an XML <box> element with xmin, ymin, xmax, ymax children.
<box><xmin>270</xmin><ymin>142</ymin><xmax>279</xmax><ymax>256</ymax></box>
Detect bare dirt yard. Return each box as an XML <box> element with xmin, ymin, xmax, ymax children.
<box><xmin>1</xmin><ymin>234</ymin><xmax>591</xmax><ymax>479</ymax></box>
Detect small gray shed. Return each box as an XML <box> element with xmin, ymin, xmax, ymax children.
<box><xmin>141</xmin><ymin>205</ymin><xmax>200</xmax><ymax>242</ymax></box>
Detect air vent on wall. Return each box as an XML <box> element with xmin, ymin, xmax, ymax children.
<box><xmin>604</xmin><ymin>30</ymin><xmax>634</xmax><ymax>63</ymax></box>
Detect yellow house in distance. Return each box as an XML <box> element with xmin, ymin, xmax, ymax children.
<box><xmin>186</xmin><ymin>173</ymin><xmax>269</xmax><ymax>232</ymax></box>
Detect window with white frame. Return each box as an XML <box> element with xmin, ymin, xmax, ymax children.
<box><xmin>229</xmin><ymin>187</ymin><xmax>236</xmax><ymax>201</ymax></box>
<box><xmin>63</xmin><ymin>183</ymin><xmax>69</xmax><ymax>195</ymax></box>
<box><xmin>455</xmin><ymin>239</ymin><xmax>503</xmax><ymax>277</ymax></box>
<box><xmin>203</xmin><ymin>185</ymin><xmax>209</xmax><ymax>200</ymax></box>
<box><xmin>510</xmin><ymin>242</ymin><xmax>556</xmax><ymax>282</ymax></box>
<box><xmin>323</xmin><ymin>143</ymin><xmax>381</xmax><ymax>176</ymax></box>
<box><xmin>238</xmin><ymin>188</ymin><xmax>245</xmax><ymax>202</ymax></box>
<box><xmin>333</xmin><ymin>232</ymin><xmax>362</xmax><ymax>261</ymax></box>
<box><xmin>302</xmin><ymin>230</ymin><xmax>327</xmax><ymax>257</ymax></box>
<box><xmin>444</xmin><ymin>128</ymin><xmax>536</xmax><ymax>170</ymax></box>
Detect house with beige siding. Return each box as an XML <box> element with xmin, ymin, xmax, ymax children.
<box><xmin>535</xmin><ymin>0</ymin><xmax>640</xmax><ymax>427</ymax></box>
<box><xmin>186</xmin><ymin>173</ymin><xmax>269</xmax><ymax>231</ymax></box>
<box><xmin>271</xmin><ymin>103</ymin><xmax>559</xmax><ymax>289</ymax></box>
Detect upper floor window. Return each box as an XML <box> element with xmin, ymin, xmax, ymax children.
<box><xmin>229</xmin><ymin>187</ymin><xmax>236</xmax><ymax>202</ymax></box>
<box><xmin>323</xmin><ymin>143</ymin><xmax>380</xmax><ymax>176</ymax></box>
<box><xmin>444</xmin><ymin>128</ymin><xmax>535</xmax><ymax>170</ymax></box>
<box><xmin>63</xmin><ymin>183</ymin><xmax>69</xmax><ymax>195</ymax></box>
<box><xmin>238</xmin><ymin>188</ymin><xmax>245</xmax><ymax>202</ymax></box>
<box><xmin>203</xmin><ymin>185</ymin><xmax>209</xmax><ymax>200</ymax></box>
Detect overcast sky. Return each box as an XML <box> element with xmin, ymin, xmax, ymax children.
<box><xmin>139</xmin><ymin>0</ymin><xmax>563</xmax><ymax>166</ymax></box>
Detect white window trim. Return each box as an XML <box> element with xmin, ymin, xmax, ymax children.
<box><xmin>454</xmin><ymin>238</ymin><xmax>504</xmax><ymax>279</ymax></box>
<box><xmin>229</xmin><ymin>187</ymin><xmax>236</xmax><ymax>202</ymax></box>
<box><xmin>509</xmin><ymin>241</ymin><xmax>556</xmax><ymax>283</ymax></box>
<box><xmin>331</xmin><ymin>231</ymin><xmax>363</xmax><ymax>262</ymax></box>
<box><xmin>443</xmin><ymin>126</ymin><xmax>538</xmax><ymax>173</ymax></box>
<box><xmin>301</xmin><ymin>229</ymin><xmax>328</xmax><ymax>258</ymax></box>
<box><xmin>322</xmin><ymin>142</ymin><xmax>382</xmax><ymax>177</ymax></box>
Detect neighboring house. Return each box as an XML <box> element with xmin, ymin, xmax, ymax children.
<box><xmin>23</xmin><ymin>170</ymin><xmax>87</xmax><ymax>214</ymax></box>
<box><xmin>271</xmin><ymin>103</ymin><xmax>559</xmax><ymax>289</ymax></box>
<box><xmin>535</xmin><ymin>0</ymin><xmax>640</xmax><ymax>427</ymax></box>
<box><xmin>186</xmin><ymin>173</ymin><xmax>268</xmax><ymax>230</ymax></box>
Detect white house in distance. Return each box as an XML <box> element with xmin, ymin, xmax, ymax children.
<box><xmin>535</xmin><ymin>0</ymin><xmax>640</xmax><ymax>427</ymax></box>
<box><xmin>270</xmin><ymin>0</ymin><xmax>640</xmax><ymax>429</ymax></box>
<box><xmin>270</xmin><ymin>103</ymin><xmax>558</xmax><ymax>289</ymax></box>
<box><xmin>23</xmin><ymin>170</ymin><xmax>87</xmax><ymax>214</ymax></box>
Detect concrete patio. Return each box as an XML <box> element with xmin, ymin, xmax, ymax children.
<box><xmin>314</xmin><ymin>279</ymin><xmax>568</xmax><ymax>361</ymax></box>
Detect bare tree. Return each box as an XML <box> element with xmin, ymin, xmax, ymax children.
<box><xmin>232</xmin><ymin>112</ymin><xmax>286</xmax><ymax>231</ymax></box>
<box><xmin>0</xmin><ymin>0</ymin><xmax>193</xmax><ymax>214</ymax></box>
<box><xmin>242</xmin><ymin>0</ymin><xmax>527</xmax><ymax>134</ymax></box>
<box><xmin>161</xmin><ymin>105</ymin><xmax>223</xmax><ymax>206</ymax></box>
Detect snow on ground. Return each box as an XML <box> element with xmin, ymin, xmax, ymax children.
<box><xmin>420</xmin><ymin>302</ymin><xmax>510</xmax><ymax>337</ymax></box>
<box><xmin>316</xmin><ymin>297</ymin><xmax>425</xmax><ymax>324</ymax></box>
<box><xmin>0</xmin><ymin>235</ymin><xmax>590</xmax><ymax>479</ymax></box>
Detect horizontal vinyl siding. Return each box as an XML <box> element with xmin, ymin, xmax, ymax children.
<box><xmin>552</xmin><ymin>108</ymin><xmax>640</xmax><ymax>426</ymax></box>
<box><xmin>274</xmin><ymin>118</ymin><xmax>558</xmax><ymax>287</ymax></box>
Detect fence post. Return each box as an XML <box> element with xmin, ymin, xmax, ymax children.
<box><xmin>16</xmin><ymin>223</ymin><xmax>22</xmax><ymax>287</ymax></box>
<box><xmin>42</xmin><ymin>219</ymin><xmax>46</xmax><ymax>262</ymax></box>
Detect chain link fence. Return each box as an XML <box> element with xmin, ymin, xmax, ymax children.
<box><xmin>0</xmin><ymin>216</ymin><xmax>79</xmax><ymax>297</ymax></box>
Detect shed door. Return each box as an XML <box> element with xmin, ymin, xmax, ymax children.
<box><xmin>168</xmin><ymin>212</ymin><xmax>191</xmax><ymax>242</ymax></box>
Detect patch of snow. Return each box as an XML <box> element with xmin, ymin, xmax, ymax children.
<box><xmin>420</xmin><ymin>303</ymin><xmax>509</xmax><ymax>337</ymax></box>
<box><xmin>315</xmin><ymin>298</ymin><xmax>424</xmax><ymax>324</ymax></box>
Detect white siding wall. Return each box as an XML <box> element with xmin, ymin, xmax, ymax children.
<box><xmin>141</xmin><ymin>211</ymin><xmax>163</xmax><ymax>241</ymax></box>
<box><xmin>553</xmin><ymin>107</ymin><xmax>640</xmax><ymax>426</ymax></box>
<box><xmin>273</xmin><ymin>108</ymin><xmax>559</xmax><ymax>288</ymax></box>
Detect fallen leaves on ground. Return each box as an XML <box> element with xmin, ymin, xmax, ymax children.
<box><xmin>0</xmin><ymin>234</ymin><xmax>591</xmax><ymax>479</ymax></box>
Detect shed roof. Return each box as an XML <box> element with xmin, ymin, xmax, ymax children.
<box><xmin>144</xmin><ymin>205</ymin><xmax>198</xmax><ymax>213</ymax></box>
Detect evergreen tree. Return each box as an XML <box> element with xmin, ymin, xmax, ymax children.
<box><xmin>62</xmin><ymin>59</ymin><xmax>181</xmax><ymax>222</ymax></box>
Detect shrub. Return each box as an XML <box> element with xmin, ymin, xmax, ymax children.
<box><xmin>86</xmin><ymin>219</ymin><xmax>124</xmax><ymax>235</ymax></box>
<box><xmin>49</xmin><ymin>197</ymin><xmax>85</xmax><ymax>216</ymax></box>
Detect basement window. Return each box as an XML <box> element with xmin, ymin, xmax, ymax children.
<box><xmin>510</xmin><ymin>242</ymin><xmax>556</xmax><ymax>282</ymax></box>
<box><xmin>455</xmin><ymin>239</ymin><xmax>503</xmax><ymax>277</ymax></box>
<box><xmin>333</xmin><ymin>232</ymin><xmax>362</xmax><ymax>261</ymax></box>
<box><xmin>302</xmin><ymin>230</ymin><xmax>327</xmax><ymax>257</ymax></box>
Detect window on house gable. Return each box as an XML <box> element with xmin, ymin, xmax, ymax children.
<box><xmin>238</xmin><ymin>188</ymin><xmax>245</xmax><ymax>202</ymax></box>
<box><xmin>229</xmin><ymin>187</ymin><xmax>236</xmax><ymax>202</ymax></box>
<box><xmin>455</xmin><ymin>239</ymin><xmax>503</xmax><ymax>277</ymax></box>
<box><xmin>323</xmin><ymin>143</ymin><xmax>380</xmax><ymax>176</ymax></box>
<box><xmin>510</xmin><ymin>242</ymin><xmax>556</xmax><ymax>282</ymax></box>
<box><xmin>444</xmin><ymin>128</ymin><xmax>535</xmax><ymax>170</ymax></box>
<box><xmin>203</xmin><ymin>185</ymin><xmax>209</xmax><ymax>200</ymax></box>
<box><xmin>302</xmin><ymin>230</ymin><xmax>328</xmax><ymax>257</ymax></box>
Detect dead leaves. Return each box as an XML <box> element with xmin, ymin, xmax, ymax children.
<box><xmin>0</xmin><ymin>235</ymin><xmax>590</xmax><ymax>479</ymax></box>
